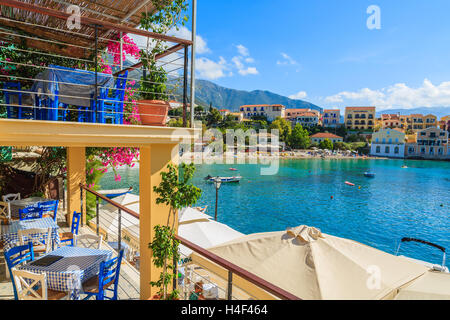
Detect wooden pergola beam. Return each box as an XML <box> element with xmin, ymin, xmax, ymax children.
<box><xmin>0</xmin><ymin>19</ymin><xmax>94</xmax><ymax>48</ymax></box>
<box><xmin>0</xmin><ymin>0</ymin><xmax>193</xmax><ymax>46</ymax></box>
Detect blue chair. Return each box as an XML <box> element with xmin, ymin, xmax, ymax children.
<box><xmin>98</xmin><ymin>71</ymin><xmax>128</xmax><ymax>124</ymax></box>
<box><xmin>59</xmin><ymin>211</ymin><xmax>81</xmax><ymax>246</ymax></box>
<box><xmin>82</xmin><ymin>249</ymin><xmax>124</xmax><ymax>300</ymax></box>
<box><xmin>3</xmin><ymin>82</ymin><xmax>36</xmax><ymax>119</ymax></box>
<box><xmin>39</xmin><ymin>200</ymin><xmax>59</xmax><ymax>221</ymax></box>
<box><xmin>19</xmin><ymin>205</ymin><xmax>43</xmax><ymax>221</ymax></box>
<box><xmin>4</xmin><ymin>242</ymin><xmax>34</xmax><ymax>300</ymax></box>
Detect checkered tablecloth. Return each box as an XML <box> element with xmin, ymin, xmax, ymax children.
<box><xmin>20</xmin><ymin>246</ymin><xmax>112</xmax><ymax>300</ymax></box>
<box><xmin>0</xmin><ymin>217</ymin><xmax>60</xmax><ymax>252</ymax></box>
<box><xmin>8</xmin><ymin>197</ymin><xmax>49</xmax><ymax>219</ymax></box>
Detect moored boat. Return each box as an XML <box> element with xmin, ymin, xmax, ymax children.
<box><xmin>98</xmin><ymin>187</ymin><xmax>133</xmax><ymax>199</ymax></box>
<box><xmin>364</xmin><ymin>172</ymin><xmax>376</xmax><ymax>178</ymax></box>
<box><xmin>206</xmin><ymin>176</ymin><xmax>242</xmax><ymax>183</ymax></box>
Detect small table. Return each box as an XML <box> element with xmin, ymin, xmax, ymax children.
<box><xmin>0</xmin><ymin>217</ymin><xmax>60</xmax><ymax>252</ymax></box>
<box><xmin>31</xmin><ymin>65</ymin><xmax>114</xmax><ymax>121</ymax></box>
<box><xmin>20</xmin><ymin>246</ymin><xmax>113</xmax><ymax>300</ymax></box>
<box><xmin>8</xmin><ymin>197</ymin><xmax>50</xmax><ymax>219</ymax></box>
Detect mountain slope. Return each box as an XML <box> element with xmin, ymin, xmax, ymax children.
<box><xmin>376</xmin><ymin>107</ymin><xmax>450</xmax><ymax>119</ymax></box>
<box><xmin>193</xmin><ymin>80</ymin><xmax>322</xmax><ymax>112</ymax></box>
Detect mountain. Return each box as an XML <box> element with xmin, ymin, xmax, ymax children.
<box><xmin>376</xmin><ymin>107</ymin><xmax>450</xmax><ymax>119</ymax></box>
<box><xmin>192</xmin><ymin>79</ymin><xmax>322</xmax><ymax>112</ymax></box>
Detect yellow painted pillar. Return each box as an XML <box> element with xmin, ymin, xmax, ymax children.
<box><xmin>139</xmin><ymin>143</ymin><xmax>179</xmax><ymax>300</ymax></box>
<box><xmin>66</xmin><ymin>147</ymin><xmax>86</xmax><ymax>225</ymax></box>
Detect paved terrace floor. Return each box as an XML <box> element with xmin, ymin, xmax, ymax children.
<box><xmin>0</xmin><ymin>208</ymin><xmax>140</xmax><ymax>300</ymax></box>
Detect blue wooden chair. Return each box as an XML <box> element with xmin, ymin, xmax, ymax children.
<box><xmin>98</xmin><ymin>71</ymin><xmax>128</xmax><ymax>124</ymax></box>
<box><xmin>39</xmin><ymin>200</ymin><xmax>59</xmax><ymax>221</ymax></box>
<box><xmin>19</xmin><ymin>205</ymin><xmax>43</xmax><ymax>221</ymax></box>
<box><xmin>3</xmin><ymin>82</ymin><xmax>36</xmax><ymax>119</ymax></box>
<box><xmin>82</xmin><ymin>249</ymin><xmax>124</xmax><ymax>300</ymax></box>
<box><xmin>4</xmin><ymin>242</ymin><xmax>34</xmax><ymax>300</ymax></box>
<box><xmin>59</xmin><ymin>211</ymin><xmax>81</xmax><ymax>246</ymax></box>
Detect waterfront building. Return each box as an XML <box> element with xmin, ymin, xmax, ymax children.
<box><xmin>370</xmin><ymin>128</ymin><xmax>406</xmax><ymax>158</ymax></box>
<box><xmin>405</xmin><ymin>127</ymin><xmax>450</xmax><ymax>159</ymax></box>
<box><xmin>439</xmin><ymin>115</ymin><xmax>450</xmax><ymax>132</ymax></box>
<box><xmin>405</xmin><ymin>114</ymin><xmax>438</xmax><ymax>131</ymax></box>
<box><xmin>322</xmin><ymin>109</ymin><xmax>341</xmax><ymax>128</ymax></box>
<box><xmin>292</xmin><ymin>112</ymin><xmax>320</xmax><ymax>128</ymax></box>
<box><xmin>285</xmin><ymin>108</ymin><xmax>320</xmax><ymax>119</ymax></box>
<box><xmin>219</xmin><ymin>109</ymin><xmax>230</xmax><ymax>117</ymax></box>
<box><xmin>228</xmin><ymin>112</ymin><xmax>244</xmax><ymax>123</ymax></box>
<box><xmin>345</xmin><ymin>107</ymin><xmax>376</xmax><ymax>131</ymax></box>
<box><xmin>381</xmin><ymin>114</ymin><xmax>402</xmax><ymax>129</ymax></box>
<box><xmin>310</xmin><ymin>132</ymin><xmax>343</xmax><ymax>144</ymax></box>
<box><xmin>240</xmin><ymin>104</ymin><xmax>286</xmax><ymax>121</ymax></box>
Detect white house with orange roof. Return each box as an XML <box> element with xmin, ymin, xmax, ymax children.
<box><xmin>239</xmin><ymin>104</ymin><xmax>285</xmax><ymax>121</ymax></box>
<box><xmin>310</xmin><ymin>132</ymin><xmax>343</xmax><ymax>144</ymax></box>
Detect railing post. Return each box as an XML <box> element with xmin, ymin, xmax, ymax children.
<box><xmin>96</xmin><ymin>196</ymin><xmax>99</xmax><ymax>236</ymax></box>
<box><xmin>118</xmin><ymin>208</ymin><xmax>122</xmax><ymax>253</ymax></box>
<box><xmin>183</xmin><ymin>44</ymin><xmax>188</xmax><ymax>127</ymax></box>
<box><xmin>80</xmin><ymin>185</ymin><xmax>84</xmax><ymax>227</ymax></box>
<box><xmin>227</xmin><ymin>271</ymin><xmax>233</xmax><ymax>300</ymax></box>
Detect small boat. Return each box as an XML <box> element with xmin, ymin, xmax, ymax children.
<box><xmin>364</xmin><ymin>172</ymin><xmax>376</xmax><ymax>178</ymax></box>
<box><xmin>229</xmin><ymin>168</ymin><xmax>238</xmax><ymax>171</ymax></box>
<box><xmin>98</xmin><ymin>187</ymin><xmax>133</xmax><ymax>199</ymax></box>
<box><xmin>345</xmin><ymin>181</ymin><xmax>355</xmax><ymax>186</ymax></box>
<box><xmin>401</xmin><ymin>165</ymin><xmax>408</xmax><ymax>169</ymax></box>
<box><xmin>207</xmin><ymin>176</ymin><xmax>242</xmax><ymax>183</ymax></box>
<box><xmin>396</xmin><ymin>237</ymin><xmax>448</xmax><ymax>273</ymax></box>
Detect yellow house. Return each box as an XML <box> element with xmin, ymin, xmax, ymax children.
<box><xmin>345</xmin><ymin>107</ymin><xmax>376</xmax><ymax>131</ymax></box>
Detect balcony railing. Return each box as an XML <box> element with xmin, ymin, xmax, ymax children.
<box><xmin>80</xmin><ymin>184</ymin><xmax>300</xmax><ymax>300</ymax></box>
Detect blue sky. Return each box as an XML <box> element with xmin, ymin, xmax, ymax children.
<box><xmin>176</xmin><ymin>0</ymin><xmax>450</xmax><ymax>112</ymax></box>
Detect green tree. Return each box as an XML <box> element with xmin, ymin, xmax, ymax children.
<box><xmin>270</xmin><ymin>117</ymin><xmax>292</xmax><ymax>142</ymax></box>
<box><xmin>206</xmin><ymin>107</ymin><xmax>222</xmax><ymax>127</ymax></box>
<box><xmin>288</xmin><ymin>123</ymin><xmax>310</xmax><ymax>149</ymax></box>
<box><xmin>150</xmin><ymin>163</ymin><xmax>202</xmax><ymax>300</ymax></box>
<box><xmin>319</xmin><ymin>138</ymin><xmax>334</xmax><ymax>150</ymax></box>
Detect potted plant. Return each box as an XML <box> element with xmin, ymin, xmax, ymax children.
<box><xmin>138</xmin><ymin>54</ymin><xmax>170</xmax><ymax>126</ymax></box>
<box><xmin>149</xmin><ymin>163</ymin><xmax>202</xmax><ymax>300</ymax></box>
<box><xmin>137</xmin><ymin>0</ymin><xmax>189</xmax><ymax>126</ymax></box>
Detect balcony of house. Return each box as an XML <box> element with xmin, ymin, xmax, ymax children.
<box><xmin>0</xmin><ymin>0</ymin><xmax>193</xmax><ymax>129</ymax></box>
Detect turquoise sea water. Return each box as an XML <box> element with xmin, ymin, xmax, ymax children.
<box><xmin>100</xmin><ymin>159</ymin><xmax>450</xmax><ymax>268</ymax></box>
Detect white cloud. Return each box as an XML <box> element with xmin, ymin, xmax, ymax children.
<box><xmin>231</xmin><ymin>45</ymin><xmax>258</xmax><ymax>77</ymax></box>
<box><xmin>277</xmin><ymin>52</ymin><xmax>298</xmax><ymax>66</ymax></box>
<box><xmin>238</xmin><ymin>67</ymin><xmax>259</xmax><ymax>76</ymax></box>
<box><xmin>289</xmin><ymin>91</ymin><xmax>308</xmax><ymax>100</ymax></box>
<box><xmin>196</xmin><ymin>56</ymin><xmax>228</xmax><ymax>80</ymax></box>
<box><xmin>232</xmin><ymin>56</ymin><xmax>244</xmax><ymax>70</ymax></box>
<box><xmin>170</xmin><ymin>26</ymin><xmax>210</xmax><ymax>54</ymax></box>
<box><xmin>236</xmin><ymin>44</ymin><xmax>250</xmax><ymax>57</ymax></box>
<box><xmin>325</xmin><ymin>79</ymin><xmax>450</xmax><ymax>110</ymax></box>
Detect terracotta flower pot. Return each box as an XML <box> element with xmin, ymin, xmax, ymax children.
<box><xmin>138</xmin><ymin>100</ymin><xmax>169</xmax><ymax>126</ymax></box>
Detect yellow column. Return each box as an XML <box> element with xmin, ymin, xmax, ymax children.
<box><xmin>139</xmin><ymin>143</ymin><xmax>178</xmax><ymax>300</ymax></box>
<box><xmin>66</xmin><ymin>147</ymin><xmax>86</xmax><ymax>225</ymax></box>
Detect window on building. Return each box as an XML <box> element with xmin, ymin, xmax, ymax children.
<box><xmin>385</xmin><ymin>146</ymin><xmax>390</xmax><ymax>153</ymax></box>
<box><xmin>376</xmin><ymin>146</ymin><xmax>381</xmax><ymax>153</ymax></box>
<box><xmin>394</xmin><ymin>147</ymin><xmax>399</xmax><ymax>154</ymax></box>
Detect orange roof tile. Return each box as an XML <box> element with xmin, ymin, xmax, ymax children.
<box><xmin>311</xmin><ymin>133</ymin><xmax>343</xmax><ymax>139</ymax></box>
